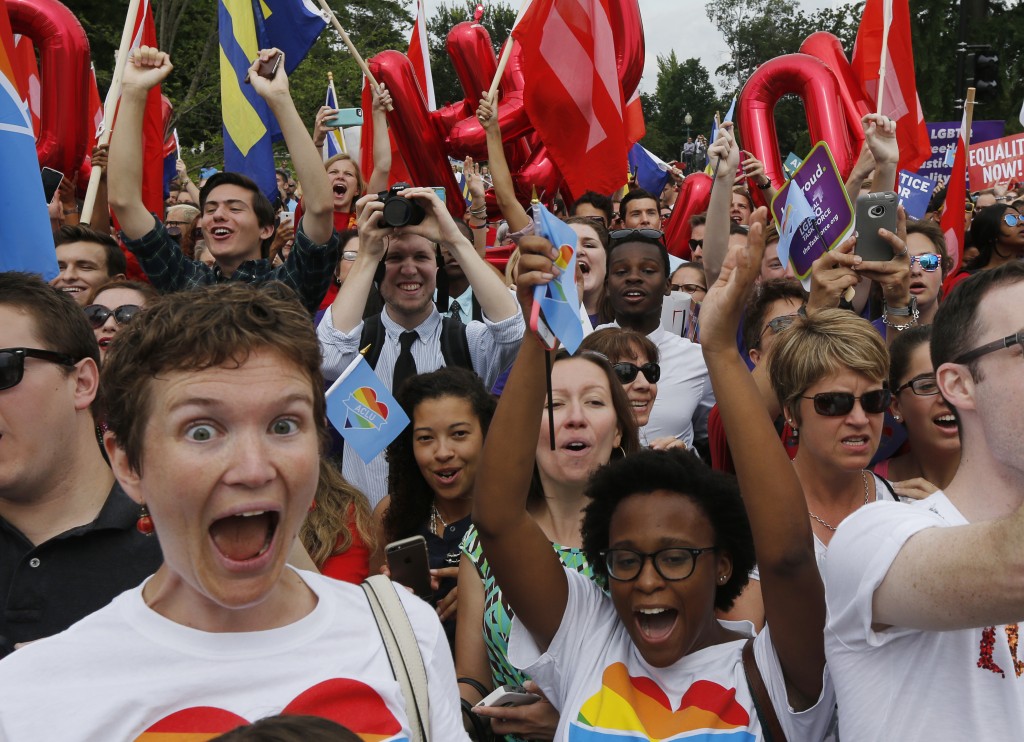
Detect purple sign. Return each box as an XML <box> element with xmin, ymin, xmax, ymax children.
<box><xmin>918</xmin><ymin>120</ymin><xmax>1005</xmax><ymax>185</ymax></box>
<box><xmin>771</xmin><ymin>142</ymin><xmax>854</xmax><ymax>278</ymax></box>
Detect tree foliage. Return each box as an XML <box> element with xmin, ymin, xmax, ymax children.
<box><xmin>639</xmin><ymin>53</ymin><xmax>723</xmax><ymax>161</ymax></box>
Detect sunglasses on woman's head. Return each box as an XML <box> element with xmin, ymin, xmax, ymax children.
<box><xmin>613</xmin><ymin>361</ymin><xmax>660</xmax><ymax>384</ymax></box>
<box><xmin>908</xmin><ymin>253</ymin><xmax>941</xmax><ymax>271</ymax></box>
<box><xmin>609</xmin><ymin>228</ymin><xmax>665</xmax><ymax>244</ymax></box>
<box><xmin>83</xmin><ymin>304</ymin><xmax>142</xmax><ymax>329</ymax></box>
<box><xmin>0</xmin><ymin>347</ymin><xmax>77</xmax><ymax>391</ymax></box>
<box><xmin>801</xmin><ymin>389</ymin><xmax>892</xmax><ymax>416</ymax></box>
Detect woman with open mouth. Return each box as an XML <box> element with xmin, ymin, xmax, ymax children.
<box><xmin>469</xmin><ymin>226</ymin><xmax>834</xmax><ymax>740</ymax></box>
<box><xmin>370</xmin><ymin>367</ymin><xmax>495</xmax><ymax>650</ymax></box>
<box><xmin>565</xmin><ymin>217</ymin><xmax>610</xmax><ymax>326</ymax></box>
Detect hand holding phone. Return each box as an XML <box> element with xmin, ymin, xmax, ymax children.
<box><xmin>475</xmin><ymin>685</ymin><xmax>542</xmax><ymax>708</ymax></box>
<box><xmin>854</xmin><ymin>191</ymin><xmax>898</xmax><ymax>262</ymax></box>
<box><xmin>245</xmin><ymin>50</ymin><xmax>282</xmax><ymax>84</ymax></box>
<box><xmin>385</xmin><ymin>536</ymin><xmax>432</xmax><ymax>601</ymax></box>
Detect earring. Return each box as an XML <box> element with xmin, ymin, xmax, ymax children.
<box><xmin>787</xmin><ymin>420</ymin><xmax>799</xmax><ymax>442</ymax></box>
<box><xmin>136</xmin><ymin>505</ymin><xmax>154</xmax><ymax>536</ymax></box>
<box><xmin>718</xmin><ymin>575</ymin><xmax>728</xmax><ymax>584</ymax></box>
<box><xmin>893</xmin><ymin>414</ymin><xmax>902</xmax><ymax>422</ymax></box>
<box><xmin>617</xmin><ymin>445</ymin><xmax>626</xmax><ymax>459</ymax></box>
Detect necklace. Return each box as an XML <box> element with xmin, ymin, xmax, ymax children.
<box><xmin>808</xmin><ymin>470</ymin><xmax>870</xmax><ymax>532</ymax></box>
<box><xmin>429</xmin><ymin>504</ymin><xmax>449</xmax><ymax>535</ymax></box>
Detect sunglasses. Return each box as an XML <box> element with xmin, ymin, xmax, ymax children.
<box><xmin>689</xmin><ymin>238</ymin><xmax>704</xmax><ymax>251</ymax></box>
<box><xmin>909</xmin><ymin>253</ymin><xmax>941</xmax><ymax>271</ymax></box>
<box><xmin>0</xmin><ymin>347</ymin><xmax>77</xmax><ymax>392</ymax></box>
<box><xmin>758</xmin><ymin>313</ymin><xmax>798</xmax><ymax>343</ymax></box>
<box><xmin>801</xmin><ymin>389</ymin><xmax>892</xmax><ymax>416</ymax></box>
<box><xmin>83</xmin><ymin>304</ymin><xmax>142</xmax><ymax>329</ymax></box>
<box><xmin>609</xmin><ymin>228</ymin><xmax>665</xmax><ymax>243</ymax></box>
<box><xmin>1003</xmin><ymin>213</ymin><xmax>1023</xmax><ymax>227</ymax></box>
<box><xmin>895</xmin><ymin>373</ymin><xmax>939</xmax><ymax>396</ymax></box>
<box><xmin>613</xmin><ymin>361</ymin><xmax>660</xmax><ymax>384</ymax></box>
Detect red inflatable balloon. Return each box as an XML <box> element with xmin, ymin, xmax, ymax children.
<box><xmin>8</xmin><ymin>0</ymin><xmax>91</xmax><ymax>178</ymax></box>
<box><xmin>800</xmin><ymin>32</ymin><xmax>870</xmax><ymax>157</ymax></box>
<box><xmin>737</xmin><ymin>53</ymin><xmax>855</xmax><ymax>188</ymax></box>
<box><xmin>664</xmin><ymin>173</ymin><xmax>712</xmax><ymax>259</ymax></box>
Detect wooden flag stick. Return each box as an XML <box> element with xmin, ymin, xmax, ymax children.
<box><xmin>964</xmin><ymin>87</ymin><xmax>976</xmax><ymax>159</ymax></box>
<box><xmin>314</xmin><ymin>0</ymin><xmax>393</xmax><ymax>111</ymax></box>
<box><xmin>875</xmin><ymin>0</ymin><xmax>893</xmax><ymax>116</ymax></box>
<box><xmin>487</xmin><ymin>39</ymin><xmax>514</xmax><ymax>99</ymax></box>
<box><xmin>81</xmin><ymin>0</ymin><xmax>143</xmax><ymax>225</ymax></box>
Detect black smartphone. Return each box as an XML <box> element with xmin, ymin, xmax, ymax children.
<box><xmin>41</xmin><ymin>167</ymin><xmax>64</xmax><ymax>204</ymax></box>
<box><xmin>855</xmin><ymin>191</ymin><xmax>898</xmax><ymax>262</ymax></box>
<box><xmin>245</xmin><ymin>52</ymin><xmax>281</xmax><ymax>83</ymax></box>
<box><xmin>385</xmin><ymin>536</ymin><xmax>432</xmax><ymax>601</ymax></box>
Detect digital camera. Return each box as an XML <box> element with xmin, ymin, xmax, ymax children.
<box><xmin>378</xmin><ymin>182</ymin><xmax>425</xmax><ymax>228</ymax></box>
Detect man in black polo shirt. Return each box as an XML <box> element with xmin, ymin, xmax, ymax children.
<box><xmin>0</xmin><ymin>273</ymin><xmax>161</xmax><ymax>657</ymax></box>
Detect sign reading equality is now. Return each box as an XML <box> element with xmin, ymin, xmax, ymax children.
<box><xmin>968</xmin><ymin>133</ymin><xmax>1024</xmax><ymax>190</ymax></box>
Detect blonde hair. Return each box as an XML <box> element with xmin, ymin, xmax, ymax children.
<box><xmin>324</xmin><ymin>153</ymin><xmax>365</xmax><ymax>200</ymax></box>
<box><xmin>300</xmin><ymin>457</ymin><xmax>375</xmax><ymax>567</ymax></box>
<box><xmin>767</xmin><ymin>308</ymin><xmax>889</xmax><ymax>426</ymax></box>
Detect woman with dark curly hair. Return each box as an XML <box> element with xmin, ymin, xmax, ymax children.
<box><xmin>466</xmin><ymin>225</ymin><xmax>834</xmax><ymax>740</ymax></box>
<box><xmin>370</xmin><ymin>367</ymin><xmax>495</xmax><ymax>646</ymax></box>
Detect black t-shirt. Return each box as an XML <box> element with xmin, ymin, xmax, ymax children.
<box><xmin>0</xmin><ymin>483</ymin><xmax>163</xmax><ymax>656</ymax></box>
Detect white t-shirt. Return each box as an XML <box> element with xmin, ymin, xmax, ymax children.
<box><xmin>825</xmin><ymin>491</ymin><xmax>1024</xmax><ymax>741</ymax></box>
<box><xmin>0</xmin><ymin>569</ymin><xmax>467</xmax><ymax>741</ymax></box>
<box><xmin>508</xmin><ymin>568</ymin><xmax>835</xmax><ymax>741</ymax></box>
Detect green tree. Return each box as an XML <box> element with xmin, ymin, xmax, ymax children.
<box><xmin>641</xmin><ymin>53</ymin><xmax>721</xmax><ymax>162</ymax></box>
<box><xmin>426</xmin><ymin>1</ymin><xmax>518</xmax><ymax>106</ymax></box>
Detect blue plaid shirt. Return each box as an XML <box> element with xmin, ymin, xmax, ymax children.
<box><xmin>122</xmin><ymin>217</ymin><xmax>339</xmax><ymax>314</ymax></box>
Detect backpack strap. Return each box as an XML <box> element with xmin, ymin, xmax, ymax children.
<box><xmin>359</xmin><ymin>313</ymin><xmax>387</xmax><ymax>370</ymax></box>
<box><xmin>742</xmin><ymin>637</ymin><xmax>787</xmax><ymax>742</ymax></box>
<box><xmin>438</xmin><ymin>316</ymin><xmax>473</xmax><ymax>371</ymax></box>
<box><xmin>362</xmin><ymin>574</ymin><xmax>430</xmax><ymax>742</ymax></box>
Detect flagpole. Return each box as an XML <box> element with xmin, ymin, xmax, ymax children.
<box><xmin>487</xmin><ymin>39</ymin><xmax>514</xmax><ymax>98</ymax></box>
<box><xmin>964</xmin><ymin>87</ymin><xmax>976</xmax><ymax>156</ymax></box>
<box><xmin>82</xmin><ymin>0</ymin><xmax>144</xmax><ymax>225</ymax></box>
<box><xmin>313</xmin><ymin>0</ymin><xmax>394</xmax><ymax>111</ymax></box>
<box><xmin>875</xmin><ymin>0</ymin><xmax>893</xmax><ymax>116</ymax></box>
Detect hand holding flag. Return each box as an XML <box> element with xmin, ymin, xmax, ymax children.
<box><xmin>525</xmin><ymin>203</ymin><xmax>585</xmax><ymax>354</ymax></box>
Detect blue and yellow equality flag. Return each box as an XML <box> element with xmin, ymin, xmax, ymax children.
<box><xmin>219</xmin><ymin>0</ymin><xmax>326</xmax><ymax>201</ymax></box>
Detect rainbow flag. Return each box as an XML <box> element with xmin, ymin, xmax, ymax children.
<box><xmin>0</xmin><ymin>0</ymin><xmax>57</xmax><ymax>279</ymax></box>
<box><xmin>326</xmin><ymin>355</ymin><xmax>410</xmax><ymax>463</ymax></box>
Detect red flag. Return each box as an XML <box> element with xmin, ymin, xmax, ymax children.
<box><xmin>359</xmin><ymin>77</ymin><xmax>411</xmax><ymax>187</ymax></box>
<box><xmin>940</xmin><ymin>111</ymin><xmax>968</xmax><ymax>275</ymax></box>
<box><xmin>624</xmin><ymin>88</ymin><xmax>645</xmax><ymax>146</ymax></box>
<box><xmin>851</xmin><ymin>0</ymin><xmax>931</xmax><ymax>172</ymax></box>
<box><xmin>407</xmin><ymin>0</ymin><xmax>435</xmax><ymax>110</ymax></box>
<box><xmin>87</xmin><ymin>64</ymin><xmax>103</xmax><ymax>150</ymax></box>
<box><xmin>513</xmin><ymin>0</ymin><xmax>629</xmax><ymax>196</ymax></box>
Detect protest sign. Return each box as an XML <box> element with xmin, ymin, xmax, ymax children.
<box><xmin>771</xmin><ymin>142</ymin><xmax>854</xmax><ymax>280</ymax></box>
<box><xmin>897</xmin><ymin>170</ymin><xmax>935</xmax><ymax>219</ymax></box>
<box><xmin>917</xmin><ymin>120</ymin><xmax>1005</xmax><ymax>184</ymax></box>
<box><xmin>967</xmin><ymin>132</ymin><xmax>1024</xmax><ymax>190</ymax></box>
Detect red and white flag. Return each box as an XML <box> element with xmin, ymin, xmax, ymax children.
<box><xmin>87</xmin><ymin>64</ymin><xmax>104</xmax><ymax>149</ymax></box>
<box><xmin>407</xmin><ymin>0</ymin><xmax>435</xmax><ymax>110</ymax></box>
<box><xmin>624</xmin><ymin>88</ymin><xmax>645</xmax><ymax>146</ymax></box>
<box><xmin>851</xmin><ymin>0</ymin><xmax>931</xmax><ymax>173</ymax></box>
<box><xmin>11</xmin><ymin>33</ymin><xmax>38</xmax><ymax>134</ymax></box>
<box><xmin>512</xmin><ymin>0</ymin><xmax>630</xmax><ymax>197</ymax></box>
<box><xmin>940</xmin><ymin>110</ymin><xmax>968</xmax><ymax>275</ymax></box>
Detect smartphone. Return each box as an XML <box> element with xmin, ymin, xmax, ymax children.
<box><xmin>246</xmin><ymin>52</ymin><xmax>281</xmax><ymax>83</ymax></box>
<box><xmin>854</xmin><ymin>191</ymin><xmax>898</xmax><ymax>262</ymax></box>
<box><xmin>385</xmin><ymin>536</ymin><xmax>432</xmax><ymax>601</ymax></box>
<box><xmin>324</xmin><ymin>107</ymin><xmax>363</xmax><ymax>128</ymax></box>
<box><xmin>41</xmin><ymin>167</ymin><xmax>64</xmax><ymax>204</ymax></box>
<box><xmin>475</xmin><ymin>685</ymin><xmax>542</xmax><ymax>708</ymax></box>
<box><xmin>431</xmin><ymin>186</ymin><xmax>446</xmax><ymax>204</ymax></box>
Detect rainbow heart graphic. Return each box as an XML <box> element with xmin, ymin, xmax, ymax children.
<box><xmin>344</xmin><ymin>387</ymin><xmax>390</xmax><ymax>430</ymax></box>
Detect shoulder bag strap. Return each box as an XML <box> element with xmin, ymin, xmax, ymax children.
<box><xmin>741</xmin><ymin>636</ymin><xmax>788</xmax><ymax>742</ymax></box>
<box><xmin>362</xmin><ymin>574</ymin><xmax>430</xmax><ymax>742</ymax></box>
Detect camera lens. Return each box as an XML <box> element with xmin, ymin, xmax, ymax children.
<box><xmin>868</xmin><ymin>204</ymin><xmax>886</xmax><ymax>218</ymax></box>
<box><xmin>382</xmin><ymin>198</ymin><xmax>414</xmax><ymax>228</ymax></box>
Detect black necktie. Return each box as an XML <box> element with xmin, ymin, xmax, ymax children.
<box><xmin>392</xmin><ymin>331</ymin><xmax>418</xmax><ymax>392</ymax></box>
<box><xmin>449</xmin><ymin>300</ymin><xmax>464</xmax><ymax>324</ymax></box>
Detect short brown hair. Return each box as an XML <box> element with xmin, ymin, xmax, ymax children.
<box><xmin>102</xmin><ymin>282</ymin><xmax>326</xmax><ymax>473</ymax></box>
<box><xmin>579</xmin><ymin>327</ymin><xmax>659</xmax><ymax>365</ymax></box>
<box><xmin>768</xmin><ymin>308</ymin><xmax>888</xmax><ymax>426</ymax></box>
<box><xmin>0</xmin><ymin>272</ymin><xmax>99</xmax><ymax>366</ymax></box>
<box><xmin>89</xmin><ymin>279</ymin><xmax>160</xmax><ymax>307</ymax></box>
<box><xmin>54</xmin><ymin>224</ymin><xmax>127</xmax><ymax>278</ymax></box>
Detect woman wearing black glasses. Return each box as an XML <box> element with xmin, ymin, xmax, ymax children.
<box><xmin>83</xmin><ymin>280</ymin><xmax>158</xmax><ymax>360</ymax></box>
<box><xmin>769</xmin><ymin>308</ymin><xmax>902</xmax><ymax>554</ymax></box>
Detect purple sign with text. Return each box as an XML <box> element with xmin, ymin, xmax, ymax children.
<box><xmin>917</xmin><ymin>120</ymin><xmax>1005</xmax><ymax>185</ymax></box>
<box><xmin>771</xmin><ymin>142</ymin><xmax>854</xmax><ymax>279</ymax></box>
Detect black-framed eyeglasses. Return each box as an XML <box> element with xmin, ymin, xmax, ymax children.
<box><xmin>613</xmin><ymin>361</ymin><xmax>660</xmax><ymax>384</ymax></box>
<box><xmin>0</xmin><ymin>347</ymin><xmax>78</xmax><ymax>392</ymax></box>
<box><xmin>601</xmin><ymin>546</ymin><xmax>718</xmax><ymax>582</ymax></box>
<box><xmin>895</xmin><ymin>373</ymin><xmax>939</xmax><ymax>396</ymax></box>
<box><xmin>689</xmin><ymin>238</ymin><xmax>704</xmax><ymax>251</ymax></box>
<box><xmin>671</xmin><ymin>283</ymin><xmax>707</xmax><ymax>295</ymax></box>
<box><xmin>83</xmin><ymin>304</ymin><xmax>142</xmax><ymax>329</ymax></box>
<box><xmin>954</xmin><ymin>330</ymin><xmax>1024</xmax><ymax>365</ymax></box>
<box><xmin>802</xmin><ymin>389</ymin><xmax>891</xmax><ymax>416</ymax></box>
<box><xmin>909</xmin><ymin>253</ymin><xmax>941</xmax><ymax>272</ymax></box>
<box><xmin>1003</xmin><ymin>213</ymin><xmax>1023</xmax><ymax>227</ymax></box>
<box><xmin>609</xmin><ymin>228</ymin><xmax>665</xmax><ymax>244</ymax></box>
<box><xmin>758</xmin><ymin>313</ymin><xmax>798</xmax><ymax>343</ymax></box>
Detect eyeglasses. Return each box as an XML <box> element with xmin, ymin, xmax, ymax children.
<box><xmin>609</xmin><ymin>228</ymin><xmax>665</xmax><ymax>244</ymax></box>
<box><xmin>758</xmin><ymin>313</ymin><xmax>798</xmax><ymax>343</ymax></box>
<box><xmin>0</xmin><ymin>347</ymin><xmax>78</xmax><ymax>391</ymax></box>
<box><xmin>341</xmin><ymin>251</ymin><xmax>358</xmax><ymax>262</ymax></box>
<box><xmin>689</xmin><ymin>238</ymin><xmax>704</xmax><ymax>251</ymax></box>
<box><xmin>1003</xmin><ymin>213</ymin><xmax>1023</xmax><ymax>227</ymax></box>
<box><xmin>601</xmin><ymin>546</ymin><xmax>717</xmax><ymax>582</ymax></box>
<box><xmin>801</xmin><ymin>389</ymin><xmax>892</xmax><ymax>416</ymax></box>
<box><xmin>954</xmin><ymin>330</ymin><xmax>1024</xmax><ymax>365</ymax></box>
<box><xmin>83</xmin><ymin>304</ymin><xmax>142</xmax><ymax>329</ymax></box>
<box><xmin>895</xmin><ymin>373</ymin><xmax>939</xmax><ymax>396</ymax></box>
<box><xmin>671</xmin><ymin>283</ymin><xmax>707</xmax><ymax>295</ymax></box>
<box><xmin>612</xmin><ymin>361</ymin><xmax>660</xmax><ymax>384</ymax></box>
<box><xmin>908</xmin><ymin>253</ymin><xmax>941</xmax><ymax>271</ymax></box>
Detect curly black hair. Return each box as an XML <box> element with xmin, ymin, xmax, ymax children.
<box><xmin>581</xmin><ymin>449</ymin><xmax>754</xmax><ymax>611</ymax></box>
<box><xmin>383</xmin><ymin>367</ymin><xmax>496</xmax><ymax>544</ymax></box>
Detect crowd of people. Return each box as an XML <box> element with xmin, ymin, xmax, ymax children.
<box><xmin>3</xmin><ymin>41</ymin><xmax>1024</xmax><ymax>741</ymax></box>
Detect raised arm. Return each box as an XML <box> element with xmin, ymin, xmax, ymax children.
<box><xmin>699</xmin><ymin>207</ymin><xmax>825</xmax><ymax>706</ymax></box>
<box><xmin>702</xmin><ymin>122</ymin><xmax>740</xmax><ymax>287</ymax></box>
<box><xmin>863</xmin><ymin>113</ymin><xmax>899</xmax><ymax>194</ymax></box>
<box><xmin>366</xmin><ymin>85</ymin><xmax>394</xmax><ymax>195</ymax></box>
<box><xmin>472</xmin><ymin>236</ymin><xmax>570</xmax><ymax>649</ymax></box>
<box><xmin>107</xmin><ymin>46</ymin><xmax>170</xmax><ymax>239</ymax></box>
<box><xmin>477</xmin><ymin>92</ymin><xmax>530</xmax><ymax>233</ymax></box>
<box><xmin>464</xmin><ymin>157</ymin><xmax>489</xmax><ymax>256</ymax></box>
<box><xmin>248</xmin><ymin>49</ymin><xmax>332</xmax><ymax>245</ymax></box>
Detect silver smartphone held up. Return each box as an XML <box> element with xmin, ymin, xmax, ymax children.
<box><xmin>854</xmin><ymin>190</ymin><xmax>898</xmax><ymax>262</ymax></box>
